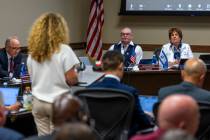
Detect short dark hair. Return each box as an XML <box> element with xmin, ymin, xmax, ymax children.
<box><xmin>52</xmin><ymin>93</ymin><xmax>88</xmax><ymax>126</ymax></box>
<box><xmin>168</xmin><ymin>28</ymin><xmax>183</xmax><ymax>40</ymax></box>
<box><xmin>102</xmin><ymin>51</ymin><xmax>124</xmax><ymax>71</ymax></box>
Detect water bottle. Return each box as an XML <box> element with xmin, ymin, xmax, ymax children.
<box><xmin>20</xmin><ymin>62</ymin><xmax>27</xmax><ymax>77</ymax></box>
<box><xmin>152</xmin><ymin>55</ymin><xmax>157</xmax><ymax>65</ymax></box>
<box><xmin>23</xmin><ymin>86</ymin><xmax>32</xmax><ymax>110</ymax></box>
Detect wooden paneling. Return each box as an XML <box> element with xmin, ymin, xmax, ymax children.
<box><xmin>20</xmin><ymin>42</ymin><xmax>210</xmax><ymax>53</ymax></box>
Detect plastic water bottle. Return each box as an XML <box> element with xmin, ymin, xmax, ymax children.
<box><xmin>20</xmin><ymin>62</ymin><xmax>27</xmax><ymax>77</ymax></box>
<box><xmin>23</xmin><ymin>86</ymin><xmax>32</xmax><ymax>110</ymax></box>
<box><xmin>152</xmin><ymin>55</ymin><xmax>157</xmax><ymax>65</ymax></box>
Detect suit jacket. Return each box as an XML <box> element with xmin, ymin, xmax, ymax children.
<box><xmin>0</xmin><ymin>127</ymin><xmax>24</xmax><ymax>140</ymax></box>
<box><xmin>158</xmin><ymin>81</ymin><xmax>210</xmax><ymax>102</ymax></box>
<box><xmin>88</xmin><ymin>77</ymin><xmax>153</xmax><ymax>136</ymax></box>
<box><xmin>0</xmin><ymin>48</ymin><xmax>23</xmax><ymax>78</ymax></box>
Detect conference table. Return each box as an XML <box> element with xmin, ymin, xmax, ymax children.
<box><xmin>122</xmin><ymin>69</ymin><xmax>210</xmax><ymax>96</ymax></box>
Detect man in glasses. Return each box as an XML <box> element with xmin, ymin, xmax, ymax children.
<box><xmin>0</xmin><ymin>36</ymin><xmax>23</xmax><ymax>78</ymax></box>
<box><xmin>109</xmin><ymin>27</ymin><xmax>143</xmax><ymax>68</ymax></box>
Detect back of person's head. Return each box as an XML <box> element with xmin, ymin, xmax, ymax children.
<box><xmin>54</xmin><ymin>122</ymin><xmax>95</xmax><ymax>140</ymax></box>
<box><xmin>102</xmin><ymin>50</ymin><xmax>124</xmax><ymax>71</ymax></box>
<box><xmin>161</xmin><ymin>129</ymin><xmax>196</xmax><ymax>140</ymax></box>
<box><xmin>52</xmin><ymin>93</ymin><xmax>88</xmax><ymax>127</ymax></box>
<box><xmin>28</xmin><ymin>12</ymin><xmax>69</xmax><ymax>63</ymax></box>
<box><xmin>158</xmin><ymin>94</ymin><xmax>199</xmax><ymax>135</ymax></box>
<box><xmin>168</xmin><ymin>27</ymin><xmax>183</xmax><ymax>40</ymax></box>
<box><xmin>182</xmin><ymin>58</ymin><xmax>207</xmax><ymax>87</ymax></box>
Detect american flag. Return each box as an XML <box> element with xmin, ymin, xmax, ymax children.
<box><xmin>130</xmin><ymin>50</ymin><xmax>136</xmax><ymax>64</ymax></box>
<box><xmin>86</xmin><ymin>0</ymin><xmax>104</xmax><ymax>60</ymax></box>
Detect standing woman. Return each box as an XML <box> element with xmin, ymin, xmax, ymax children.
<box><xmin>27</xmin><ymin>12</ymin><xmax>80</xmax><ymax>136</ymax></box>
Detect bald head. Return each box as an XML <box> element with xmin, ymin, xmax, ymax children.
<box><xmin>182</xmin><ymin>58</ymin><xmax>207</xmax><ymax>87</ymax></box>
<box><xmin>158</xmin><ymin>94</ymin><xmax>199</xmax><ymax>135</ymax></box>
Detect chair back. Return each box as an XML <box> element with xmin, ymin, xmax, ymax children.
<box><xmin>73</xmin><ymin>88</ymin><xmax>135</xmax><ymax>140</ymax></box>
<box><xmin>196</xmin><ymin>101</ymin><xmax>210</xmax><ymax>140</ymax></box>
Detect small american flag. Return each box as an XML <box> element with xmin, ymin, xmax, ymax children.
<box><xmin>130</xmin><ymin>52</ymin><xmax>136</xmax><ymax>64</ymax></box>
<box><xmin>86</xmin><ymin>0</ymin><xmax>104</xmax><ymax>60</ymax></box>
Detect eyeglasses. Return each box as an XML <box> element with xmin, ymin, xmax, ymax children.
<box><xmin>121</xmin><ymin>32</ymin><xmax>131</xmax><ymax>36</ymax></box>
<box><xmin>9</xmin><ymin>46</ymin><xmax>20</xmax><ymax>51</ymax></box>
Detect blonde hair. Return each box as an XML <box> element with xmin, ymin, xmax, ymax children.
<box><xmin>28</xmin><ymin>12</ymin><xmax>70</xmax><ymax>63</ymax></box>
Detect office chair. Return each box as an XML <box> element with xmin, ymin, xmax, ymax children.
<box><xmin>73</xmin><ymin>88</ymin><xmax>135</xmax><ymax>140</ymax></box>
<box><xmin>196</xmin><ymin>101</ymin><xmax>210</xmax><ymax>140</ymax></box>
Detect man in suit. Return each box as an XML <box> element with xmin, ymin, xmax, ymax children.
<box><xmin>109</xmin><ymin>27</ymin><xmax>143</xmax><ymax>67</ymax></box>
<box><xmin>158</xmin><ymin>58</ymin><xmax>210</xmax><ymax>102</ymax></box>
<box><xmin>25</xmin><ymin>93</ymin><xmax>88</xmax><ymax>140</ymax></box>
<box><xmin>88</xmin><ymin>50</ymin><xmax>154</xmax><ymax>136</ymax></box>
<box><xmin>0</xmin><ymin>92</ymin><xmax>24</xmax><ymax>140</ymax></box>
<box><xmin>0</xmin><ymin>36</ymin><xmax>23</xmax><ymax>78</ymax></box>
<box><xmin>131</xmin><ymin>94</ymin><xmax>199</xmax><ymax>140</ymax></box>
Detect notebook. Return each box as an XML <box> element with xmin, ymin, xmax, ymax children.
<box><xmin>79</xmin><ymin>57</ymin><xmax>91</xmax><ymax>65</ymax></box>
<box><xmin>139</xmin><ymin>95</ymin><xmax>158</xmax><ymax>113</ymax></box>
<box><xmin>0</xmin><ymin>87</ymin><xmax>20</xmax><ymax>106</ymax></box>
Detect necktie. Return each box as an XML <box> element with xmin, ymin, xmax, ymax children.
<box><xmin>9</xmin><ymin>57</ymin><xmax>14</xmax><ymax>73</ymax></box>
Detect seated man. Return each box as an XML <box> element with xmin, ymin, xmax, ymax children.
<box><xmin>109</xmin><ymin>27</ymin><xmax>143</xmax><ymax>67</ymax></box>
<box><xmin>131</xmin><ymin>94</ymin><xmax>199</xmax><ymax>140</ymax></box>
<box><xmin>88</xmin><ymin>50</ymin><xmax>154</xmax><ymax>136</ymax></box>
<box><xmin>0</xmin><ymin>36</ymin><xmax>23</xmax><ymax>78</ymax></box>
<box><xmin>25</xmin><ymin>93</ymin><xmax>88</xmax><ymax>140</ymax></box>
<box><xmin>0</xmin><ymin>92</ymin><xmax>24</xmax><ymax>140</ymax></box>
<box><xmin>158</xmin><ymin>58</ymin><xmax>210</xmax><ymax>102</ymax></box>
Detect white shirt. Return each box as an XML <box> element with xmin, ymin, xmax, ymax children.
<box><xmin>27</xmin><ymin>44</ymin><xmax>80</xmax><ymax>103</ymax></box>
<box><xmin>109</xmin><ymin>41</ymin><xmax>143</xmax><ymax>65</ymax></box>
<box><xmin>160</xmin><ymin>43</ymin><xmax>193</xmax><ymax>63</ymax></box>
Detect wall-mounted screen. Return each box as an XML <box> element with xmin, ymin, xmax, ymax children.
<box><xmin>120</xmin><ymin>0</ymin><xmax>210</xmax><ymax>16</ymax></box>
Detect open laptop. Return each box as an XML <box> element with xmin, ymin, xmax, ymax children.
<box><xmin>0</xmin><ymin>87</ymin><xmax>20</xmax><ymax>106</ymax></box>
<box><xmin>139</xmin><ymin>95</ymin><xmax>158</xmax><ymax>113</ymax></box>
<box><xmin>178</xmin><ymin>58</ymin><xmax>188</xmax><ymax>70</ymax></box>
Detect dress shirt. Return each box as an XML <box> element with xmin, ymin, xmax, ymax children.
<box><xmin>160</xmin><ymin>43</ymin><xmax>193</xmax><ymax>63</ymax></box>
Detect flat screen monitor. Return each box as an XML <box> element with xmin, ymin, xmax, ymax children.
<box><xmin>120</xmin><ymin>0</ymin><xmax>210</xmax><ymax>16</ymax></box>
<box><xmin>139</xmin><ymin>95</ymin><xmax>158</xmax><ymax>113</ymax></box>
<box><xmin>0</xmin><ymin>87</ymin><xmax>19</xmax><ymax>106</ymax></box>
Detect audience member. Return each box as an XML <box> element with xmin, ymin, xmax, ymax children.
<box><xmin>25</xmin><ymin>93</ymin><xmax>88</xmax><ymax>140</ymax></box>
<box><xmin>130</xmin><ymin>94</ymin><xmax>199</xmax><ymax>140</ymax></box>
<box><xmin>159</xmin><ymin>58</ymin><xmax>210</xmax><ymax>102</ymax></box>
<box><xmin>159</xmin><ymin>27</ymin><xmax>193</xmax><ymax>67</ymax></box>
<box><xmin>54</xmin><ymin>123</ymin><xmax>95</xmax><ymax>140</ymax></box>
<box><xmin>27</xmin><ymin>12</ymin><xmax>80</xmax><ymax>135</ymax></box>
<box><xmin>160</xmin><ymin>129</ymin><xmax>196</xmax><ymax>140</ymax></box>
<box><xmin>0</xmin><ymin>92</ymin><xmax>24</xmax><ymax>140</ymax></box>
<box><xmin>88</xmin><ymin>50</ymin><xmax>154</xmax><ymax>137</ymax></box>
<box><xmin>0</xmin><ymin>36</ymin><xmax>23</xmax><ymax>78</ymax></box>
<box><xmin>109</xmin><ymin>27</ymin><xmax>143</xmax><ymax>67</ymax></box>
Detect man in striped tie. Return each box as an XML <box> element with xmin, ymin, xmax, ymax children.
<box><xmin>109</xmin><ymin>27</ymin><xmax>143</xmax><ymax>68</ymax></box>
<box><xmin>0</xmin><ymin>36</ymin><xmax>23</xmax><ymax>78</ymax></box>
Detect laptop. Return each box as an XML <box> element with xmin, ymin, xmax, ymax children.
<box><xmin>139</xmin><ymin>59</ymin><xmax>152</xmax><ymax>64</ymax></box>
<box><xmin>79</xmin><ymin>57</ymin><xmax>91</xmax><ymax>65</ymax></box>
<box><xmin>199</xmin><ymin>54</ymin><xmax>210</xmax><ymax>69</ymax></box>
<box><xmin>179</xmin><ymin>58</ymin><xmax>188</xmax><ymax>70</ymax></box>
<box><xmin>139</xmin><ymin>95</ymin><xmax>158</xmax><ymax>113</ymax></box>
<box><xmin>0</xmin><ymin>87</ymin><xmax>20</xmax><ymax>106</ymax></box>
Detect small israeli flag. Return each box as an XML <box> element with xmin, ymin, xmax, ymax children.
<box><xmin>159</xmin><ymin>50</ymin><xmax>168</xmax><ymax>70</ymax></box>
